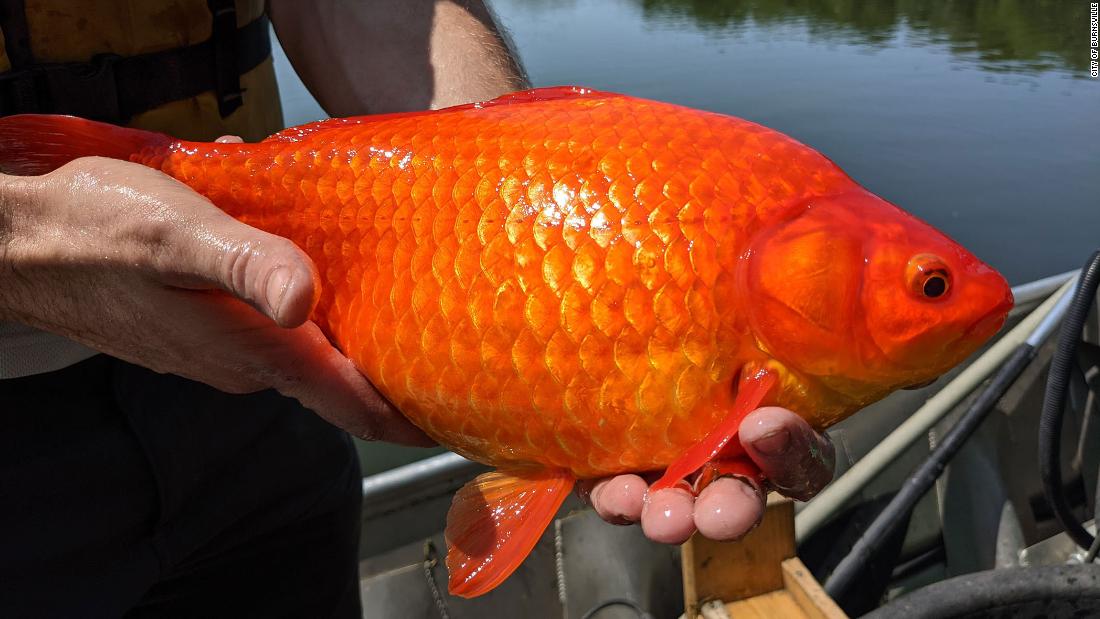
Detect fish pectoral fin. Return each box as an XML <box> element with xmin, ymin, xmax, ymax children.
<box><xmin>445</xmin><ymin>468</ymin><xmax>574</xmax><ymax>598</ymax></box>
<box><xmin>651</xmin><ymin>367</ymin><xmax>778</xmax><ymax>492</ymax></box>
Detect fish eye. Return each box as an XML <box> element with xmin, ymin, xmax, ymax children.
<box><xmin>922</xmin><ymin>272</ymin><xmax>949</xmax><ymax>298</ymax></box>
<box><xmin>907</xmin><ymin>254</ymin><xmax>951</xmax><ymax>301</ymax></box>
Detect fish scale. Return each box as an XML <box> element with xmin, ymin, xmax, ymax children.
<box><xmin>0</xmin><ymin>88</ymin><xmax>1014</xmax><ymax>596</ymax></box>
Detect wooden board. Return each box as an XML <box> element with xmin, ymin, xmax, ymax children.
<box><xmin>781</xmin><ymin>558</ymin><xmax>847</xmax><ymax>619</ymax></box>
<box><xmin>681</xmin><ymin>497</ymin><xmax>848</xmax><ymax>619</ymax></box>
<box><xmin>723</xmin><ymin>590</ymin><xmax>807</xmax><ymax>618</ymax></box>
<box><xmin>682</xmin><ymin>496</ymin><xmax>796</xmax><ymax>615</ymax></box>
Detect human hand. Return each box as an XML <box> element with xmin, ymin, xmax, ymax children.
<box><xmin>579</xmin><ymin>408</ymin><xmax>835</xmax><ymax>543</ymax></box>
<box><xmin>0</xmin><ymin>156</ymin><xmax>431</xmax><ymax>445</ymax></box>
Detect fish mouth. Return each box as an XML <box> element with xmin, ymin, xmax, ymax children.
<box><xmin>967</xmin><ymin>311</ymin><xmax>1006</xmax><ymax>343</ymax></box>
<box><xmin>964</xmin><ymin>293</ymin><xmax>1014</xmax><ymax>344</ymax></box>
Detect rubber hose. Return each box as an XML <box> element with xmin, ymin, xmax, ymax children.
<box><xmin>1039</xmin><ymin>250</ymin><xmax>1100</xmax><ymax>550</ymax></box>
<box><xmin>824</xmin><ymin>343</ymin><xmax>1037</xmax><ymax>601</ymax></box>
<box><xmin>862</xmin><ymin>564</ymin><xmax>1100</xmax><ymax>619</ymax></box>
<box><xmin>579</xmin><ymin>598</ymin><xmax>650</xmax><ymax>619</ymax></box>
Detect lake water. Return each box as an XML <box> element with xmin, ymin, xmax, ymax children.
<box><xmin>271</xmin><ymin>0</ymin><xmax>1100</xmax><ymax>472</ymax></box>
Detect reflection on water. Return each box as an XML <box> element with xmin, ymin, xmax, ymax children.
<box><xmin>490</xmin><ymin>0</ymin><xmax>1099</xmax><ymax>285</ymax></box>
<box><xmin>502</xmin><ymin>0</ymin><xmax>1089</xmax><ymax>77</ymax></box>
<box><xmin>638</xmin><ymin>0</ymin><xmax>1088</xmax><ymax>76</ymax></box>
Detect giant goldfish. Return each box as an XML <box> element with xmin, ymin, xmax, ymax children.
<box><xmin>0</xmin><ymin>87</ymin><xmax>1013</xmax><ymax>597</ymax></box>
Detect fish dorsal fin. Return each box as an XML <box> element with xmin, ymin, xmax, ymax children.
<box><xmin>260</xmin><ymin>87</ymin><xmax>613</xmax><ymax>144</ymax></box>
<box><xmin>262</xmin><ymin>118</ymin><xmax>360</xmax><ymax>143</ymax></box>
<box><xmin>651</xmin><ymin>368</ymin><xmax>778</xmax><ymax>492</ymax></box>
<box><xmin>428</xmin><ymin>86</ymin><xmax>614</xmax><ymax>114</ymax></box>
<box><xmin>474</xmin><ymin>86</ymin><xmax>613</xmax><ymax>106</ymax></box>
<box><xmin>445</xmin><ymin>468</ymin><xmax>574</xmax><ymax>598</ymax></box>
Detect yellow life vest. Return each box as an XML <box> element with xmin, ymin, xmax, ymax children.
<box><xmin>0</xmin><ymin>0</ymin><xmax>283</xmax><ymax>141</ymax></box>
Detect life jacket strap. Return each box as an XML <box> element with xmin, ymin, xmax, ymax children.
<box><xmin>0</xmin><ymin>3</ymin><xmax>271</xmax><ymax>123</ymax></box>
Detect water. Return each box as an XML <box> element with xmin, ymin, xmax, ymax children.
<box><xmin>270</xmin><ymin>0</ymin><xmax>1099</xmax><ymax>472</ymax></box>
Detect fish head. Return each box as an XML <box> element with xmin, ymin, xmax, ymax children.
<box><xmin>742</xmin><ymin>190</ymin><xmax>1013</xmax><ymax>420</ymax></box>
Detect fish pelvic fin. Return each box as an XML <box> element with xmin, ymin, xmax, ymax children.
<box><xmin>693</xmin><ymin>456</ymin><xmax>766</xmax><ymax>494</ymax></box>
<box><xmin>0</xmin><ymin>114</ymin><xmax>170</xmax><ymax>175</ymax></box>
<box><xmin>445</xmin><ymin>468</ymin><xmax>573</xmax><ymax>598</ymax></box>
<box><xmin>651</xmin><ymin>368</ymin><xmax>778</xmax><ymax>492</ymax></box>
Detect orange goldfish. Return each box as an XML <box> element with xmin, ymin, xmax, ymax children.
<box><xmin>0</xmin><ymin>87</ymin><xmax>1013</xmax><ymax>597</ymax></box>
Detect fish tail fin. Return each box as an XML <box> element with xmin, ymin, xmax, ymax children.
<box><xmin>0</xmin><ymin>114</ymin><xmax>171</xmax><ymax>175</ymax></box>
<box><xmin>445</xmin><ymin>468</ymin><xmax>573</xmax><ymax>598</ymax></box>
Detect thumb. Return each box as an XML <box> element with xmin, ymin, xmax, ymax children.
<box><xmin>740</xmin><ymin>407</ymin><xmax>835</xmax><ymax>501</ymax></box>
<box><xmin>159</xmin><ymin>202</ymin><xmax>320</xmax><ymax>328</ymax></box>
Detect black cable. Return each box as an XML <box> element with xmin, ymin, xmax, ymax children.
<box><xmin>825</xmin><ymin>342</ymin><xmax>1038</xmax><ymax>601</ymax></box>
<box><xmin>890</xmin><ymin>538</ymin><xmax>946</xmax><ymax>582</ymax></box>
<box><xmin>1039</xmin><ymin>250</ymin><xmax>1100</xmax><ymax>550</ymax></box>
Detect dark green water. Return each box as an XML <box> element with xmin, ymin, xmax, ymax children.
<box><xmin>489</xmin><ymin>0</ymin><xmax>1099</xmax><ymax>285</ymax></box>
<box><xmin>274</xmin><ymin>1</ymin><xmax>1099</xmax><ymax>474</ymax></box>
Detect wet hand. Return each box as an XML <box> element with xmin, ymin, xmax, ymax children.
<box><xmin>579</xmin><ymin>407</ymin><xmax>834</xmax><ymax>543</ymax></box>
<box><xmin>0</xmin><ymin>157</ymin><xmax>432</xmax><ymax>446</ymax></box>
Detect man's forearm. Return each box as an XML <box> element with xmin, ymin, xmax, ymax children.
<box><xmin>269</xmin><ymin>0</ymin><xmax>527</xmax><ymax>116</ymax></box>
<box><xmin>0</xmin><ymin>174</ymin><xmax>21</xmax><ymax>320</ymax></box>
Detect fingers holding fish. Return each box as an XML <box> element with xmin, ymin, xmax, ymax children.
<box><xmin>740</xmin><ymin>407</ymin><xmax>836</xmax><ymax>501</ymax></box>
<box><xmin>693</xmin><ymin>476</ymin><xmax>765</xmax><ymax>541</ymax></box>
<box><xmin>133</xmin><ymin>185</ymin><xmax>319</xmax><ymax>328</ymax></box>
<box><xmin>641</xmin><ymin>486</ymin><xmax>697</xmax><ymax>544</ymax></box>
<box><xmin>197</xmin><ymin>232</ymin><xmax>320</xmax><ymax>329</ymax></box>
<box><xmin>585</xmin><ymin>406</ymin><xmax>828</xmax><ymax>543</ymax></box>
<box><xmin>262</xmin><ymin>320</ymin><xmax>437</xmax><ymax>447</ymax></box>
<box><xmin>579</xmin><ymin>474</ymin><xmax>648</xmax><ymax>525</ymax></box>
<box><xmin>144</xmin><ymin>283</ymin><xmax>434</xmax><ymax>446</ymax></box>
<box><xmin>639</xmin><ymin>474</ymin><xmax>764</xmax><ymax>544</ymax></box>
<box><xmin>33</xmin><ymin>157</ymin><xmax>320</xmax><ymax>329</ymax></box>
<box><xmin>579</xmin><ymin>474</ymin><xmax>701</xmax><ymax>543</ymax></box>
<box><xmin>145</xmin><ymin>295</ymin><xmax>435</xmax><ymax>447</ymax></box>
